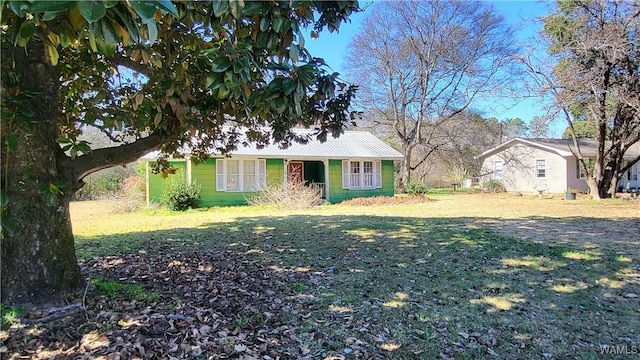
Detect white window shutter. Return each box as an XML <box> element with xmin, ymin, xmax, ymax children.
<box><xmin>216</xmin><ymin>159</ymin><xmax>225</xmax><ymax>191</ymax></box>
<box><xmin>258</xmin><ymin>159</ymin><xmax>266</xmax><ymax>189</ymax></box>
<box><xmin>342</xmin><ymin>160</ymin><xmax>349</xmax><ymax>189</ymax></box>
<box><xmin>374</xmin><ymin>161</ymin><xmax>382</xmax><ymax>188</ymax></box>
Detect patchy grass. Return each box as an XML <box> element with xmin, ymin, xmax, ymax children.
<box><xmin>426</xmin><ymin>187</ymin><xmax>479</xmax><ymax>195</ymax></box>
<box><xmin>0</xmin><ymin>304</ymin><xmax>25</xmax><ymax>327</ymax></box>
<box><xmin>62</xmin><ymin>193</ymin><xmax>640</xmax><ymax>358</ymax></box>
<box><xmin>90</xmin><ymin>278</ymin><xmax>159</xmax><ymax>303</ymax></box>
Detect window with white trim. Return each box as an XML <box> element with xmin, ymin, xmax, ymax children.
<box><xmin>243</xmin><ymin>160</ymin><xmax>256</xmax><ymax>190</ymax></box>
<box><xmin>363</xmin><ymin>161</ymin><xmax>374</xmax><ymax>187</ymax></box>
<box><xmin>535</xmin><ymin>159</ymin><xmax>546</xmax><ymax>178</ymax></box>
<box><xmin>493</xmin><ymin>161</ymin><xmax>503</xmax><ymax>180</ymax></box>
<box><xmin>342</xmin><ymin>160</ymin><xmax>382</xmax><ymax>189</ymax></box>
<box><xmin>216</xmin><ymin>158</ymin><xmax>266</xmax><ymax>191</ymax></box>
<box><xmin>577</xmin><ymin>159</ymin><xmax>594</xmax><ymax>179</ymax></box>
<box><xmin>226</xmin><ymin>160</ymin><xmax>240</xmax><ymax>191</ymax></box>
<box><xmin>578</xmin><ymin>161</ymin><xmax>586</xmax><ymax>179</ymax></box>
<box><xmin>350</xmin><ymin>161</ymin><xmax>361</xmax><ymax>188</ymax></box>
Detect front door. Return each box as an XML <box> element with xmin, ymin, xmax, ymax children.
<box><xmin>288</xmin><ymin>161</ymin><xmax>304</xmax><ymax>183</ymax></box>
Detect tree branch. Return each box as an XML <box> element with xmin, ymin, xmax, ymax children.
<box><xmin>59</xmin><ymin>132</ymin><xmax>164</xmax><ymax>183</ymax></box>
<box><xmin>113</xmin><ymin>53</ymin><xmax>151</xmax><ymax>77</ymax></box>
<box><xmin>23</xmin><ymin>303</ymin><xmax>83</xmax><ymax>324</ymax></box>
<box><xmin>86</xmin><ymin>122</ymin><xmax>127</xmax><ymax>144</ymax></box>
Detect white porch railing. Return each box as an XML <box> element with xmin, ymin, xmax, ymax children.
<box><xmin>310</xmin><ymin>182</ymin><xmax>326</xmax><ymax>198</ymax></box>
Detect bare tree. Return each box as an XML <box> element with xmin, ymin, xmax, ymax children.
<box><xmin>421</xmin><ymin>111</ymin><xmax>509</xmax><ymax>185</ymax></box>
<box><xmin>344</xmin><ymin>0</ymin><xmax>518</xmax><ymax>191</ymax></box>
<box><xmin>533</xmin><ymin>0</ymin><xmax>640</xmax><ymax>199</ymax></box>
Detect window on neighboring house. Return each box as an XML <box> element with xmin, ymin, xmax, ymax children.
<box><xmin>342</xmin><ymin>160</ymin><xmax>382</xmax><ymax>189</ymax></box>
<box><xmin>493</xmin><ymin>161</ymin><xmax>503</xmax><ymax>180</ymax></box>
<box><xmin>216</xmin><ymin>158</ymin><xmax>266</xmax><ymax>191</ymax></box>
<box><xmin>577</xmin><ymin>161</ymin><xmax>586</xmax><ymax>179</ymax></box>
<box><xmin>627</xmin><ymin>162</ymin><xmax>639</xmax><ymax>181</ymax></box>
<box><xmin>535</xmin><ymin>159</ymin><xmax>546</xmax><ymax>178</ymax></box>
<box><xmin>577</xmin><ymin>159</ymin><xmax>594</xmax><ymax>179</ymax></box>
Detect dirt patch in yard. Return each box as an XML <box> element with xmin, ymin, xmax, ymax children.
<box><xmin>419</xmin><ymin>193</ymin><xmax>640</xmax><ymax>253</ymax></box>
<box><xmin>477</xmin><ymin>217</ymin><xmax>640</xmax><ymax>253</ymax></box>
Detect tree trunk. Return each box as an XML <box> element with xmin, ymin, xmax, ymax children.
<box><xmin>594</xmin><ymin>156</ymin><xmax>618</xmax><ymax>199</ymax></box>
<box><xmin>586</xmin><ymin>176</ymin><xmax>601</xmax><ymax>200</ymax></box>
<box><xmin>586</xmin><ymin>172</ymin><xmax>615</xmax><ymax>200</ymax></box>
<box><xmin>1</xmin><ymin>39</ymin><xmax>83</xmax><ymax>304</ymax></box>
<box><xmin>608</xmin><ymin>174</ymin><xmax>619</xmax><ymax>197</ymax></box>
<box><xmin>600</xmin><ymin>168</ymin><xmax>615</xmax><ymax>199</ymax></box>
<box><xmin>398</xmin><ymin>146</ymin><xmax>412</xmax><ymax>192</ymax></box>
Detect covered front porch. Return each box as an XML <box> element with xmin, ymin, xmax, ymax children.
<box><xmin>285</xmin><ymin>159</ymin><xmax>327</xmax><ymax>199</ymax></box>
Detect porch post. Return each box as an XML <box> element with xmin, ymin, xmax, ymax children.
<box><xmin>145</xmin><ymin>160</ymin><xmax>150</xmax><ymax>205</ymax></box>
<box><xmin>186</xmin><ymin>158</ymin><xmax>192</xmax><ymax>184</ymax></box>
<box><xmin>284</xmin><ymin>159</ymin><xmax>288</xmax><ymax>184</ymax></box>
<box><xmin>324</xmin><ymin>159</ymin><xmax>330</xmax><ymax>202</ymax></box>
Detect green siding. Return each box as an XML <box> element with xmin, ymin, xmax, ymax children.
<box><xmin>265</xmin><ymin>158</ymin><xmax>284</xmax><ymax>186</ymax></box>
<box><xmin>327</xmin><ymin>160</ymin><xmax>395</xmax><ymax>203</ymax></box>
<box><xmin>148</xmin><ymin>158</ymin><xmax>285</xmax><ymax>207</ymax></box>
<box><xmin>192</xmin><ymin>158</ymin><xmax>285</xmax><ymax>207</ymax></box>
<box><xmin>148</xmin><ymin>158</ymin><xmax>395</xmax><ymax>207</ymax></box>
<box><xmin>191</xmin><ymin>159</ymin><xmax>220</xmax><ymax>206</ymax></box>
<box><xmin>147</xmin><ymin>161</ymin><xmax>186</xmax><ymax>203</ymax></box>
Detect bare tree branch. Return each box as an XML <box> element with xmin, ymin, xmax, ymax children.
<box><xmin>345</xmin><ymin>0</ymin><xmax>518</xmax><ymax>189</ymax></box>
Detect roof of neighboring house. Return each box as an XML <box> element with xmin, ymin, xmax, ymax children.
<box><xmin>145</xmin><ymin>129</ymin><xmax>404</xmax><ymax>161</ymax></box>
<box><xmin>475</xmin><ymin>138</ymin><xmax>640</xmax><ymax>160</ymax></box>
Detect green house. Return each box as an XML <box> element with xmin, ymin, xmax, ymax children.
<box><xmin>144</xmin><ymin>130</ymin><xmax>403</xmax><ymax>206</ymax></box>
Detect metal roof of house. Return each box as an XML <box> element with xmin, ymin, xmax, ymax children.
<box><xmin>144</xmin><ymin>130</ymin><xmax>404</xmax><ymax>160</ymax></box>
<box><xmin>475</xmin><ymin>138</ymin><xmax>640</xmax><ymax>160</ymax></box>
<box><xmin>226</xmin><ymin>130</ymin><xmax>404</xmax><ymax>160</ymax></box>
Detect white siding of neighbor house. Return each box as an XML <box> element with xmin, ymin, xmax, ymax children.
<box><xmin>566</xmin><ymin>157</ymin><xmax>590</xmax><ymax>192</ymax></box>
<box><xmin>480</xmin><ymin>144</ymin><xmax>575</xmax><ymax>193</ymax></box>
<box><xmin>477</xmin><ymin>138</ymin><xmax>640</xmax><ymax>194</ymax></box>
<box><xmin>619</xmin><ymin>161</ymin><xmax>640</xmax><ymax>191</ymax></box>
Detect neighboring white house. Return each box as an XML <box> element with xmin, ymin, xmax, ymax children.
<box><xmin>475</xmin><ymin>138</ymin><xmax>640</xmax><ymax>193</ymax></box>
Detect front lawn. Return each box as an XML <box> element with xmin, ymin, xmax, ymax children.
<box><xmin>2</xmin><ymin>193</ymin><xmax>638</xmax><ymax>359</ymax></box>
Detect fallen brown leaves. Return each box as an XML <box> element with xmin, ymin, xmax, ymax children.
<box><xmin>1</xmin><ymin>251</ymin><xmax>326</xmax><ymax>359</ymax></box>
<box><xmin>339</xmin><ymin>196</ymin><xmax>431</xmax><ymax>206</ymax></box>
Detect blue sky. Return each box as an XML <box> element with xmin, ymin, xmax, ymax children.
<box><xmin>304</xmin><ymin>1</ymin><xmax>563</xmax><ymax>136</ymax></box>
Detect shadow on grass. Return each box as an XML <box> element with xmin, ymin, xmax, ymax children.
<box><xmin>476</xmin><ymin>216</ymin><xmax>640</xmax><ymax>252</ymax></box>
<box><xmin>72</xmin><ymin>214</ymin><xmax>640</xmax><ymax>358</ymax></box>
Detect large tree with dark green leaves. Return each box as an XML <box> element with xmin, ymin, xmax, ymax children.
<box><xmin>0</xmin><ymin>0</ymin><xmax>359</xmax><ymax>303</ymax></box>
<box><xmin>541</xmin><ymin>0</ymin><xmax>640</xmax><ymax>198</ymax></box>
